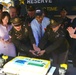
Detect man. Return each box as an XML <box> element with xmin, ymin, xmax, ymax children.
<box><xmin>37</xmin><ymin>17</ymin><xmax>69</xmax><ymax>64</ymax></box>
<box><xmin>67</xmin><ymin>18</ymin><xmax>76</xmax><ymax>67</ymax></box>
<box><xmin>60</xmin><ymin>8</ymin><xmax>71</xmax><ymax>29</ymax></box>
<box><xmin>31</xmin><ymin>8</ymin><xmax>50</xmax><ymax>46</ymax></box>
<box><xmin>9</xmin><ymin>17</ymin><xmax>40</xmax><ymax>56</ymax></box>
<box><xmin>9</xmin><ymin>6</ymin><xmax>18</xmax><ymax>19</ymax></box>
<box><xmin>60</xmin><ymin>8</ymin><xmax>72</xmax><ymax>45</ymax></box>
<box><xmin>25</xmin><ymin>5</ymin><xmax>36</xmax><ymax>25</ymax></box>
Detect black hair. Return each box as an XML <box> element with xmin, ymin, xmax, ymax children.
<box><xmin>0</xmin><ymin>11</ymin><xmax>11</xmax><ymax>25</ymax></box>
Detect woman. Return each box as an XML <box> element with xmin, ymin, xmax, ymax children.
<box><xmin>0</xmin><ymin>11</ymin><xmax>16</xmax><ymax>57</ymax></box>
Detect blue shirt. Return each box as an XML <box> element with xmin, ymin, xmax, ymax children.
<box><xmin>31</xmin><ymin>17</ymin><xmax>50</xmax><ymax>46</ymax></box>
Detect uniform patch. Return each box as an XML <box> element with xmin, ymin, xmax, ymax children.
<box><xmin>25</xmin><ymin>28</ymin><xmax>28</xmax><ymax>32</ymax></box>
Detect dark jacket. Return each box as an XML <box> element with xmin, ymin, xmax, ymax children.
<box><xmin>38</xmin><ymin>25</ymin><xmax>69</xmax><ymax>54</ymax></box>
<box><xmin>61</xmin><ymin>17</ymin><xmax>71</xmax><ymax>29</ymax></box>
<box><xmin>9</xmin><ymin>25</ymin><xmax>35</xmax><ymax>53</ymax></box>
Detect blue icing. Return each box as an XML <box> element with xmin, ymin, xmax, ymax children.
<box><xmin>15</xmin><ymin>60</ymin><xmax>26</xmax><ymax>65</ymax></box>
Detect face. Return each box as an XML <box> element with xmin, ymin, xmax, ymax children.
<box><xmin>13</xmin><ymin>25</ymin><xmax>21</xmax><ymax>31</ymax></box>
<box><xmin>28</xmin><ymin>10</ymin><xmax>35</xmax><ymax>17</ymax></box>
<box><xmin>36</xmin><ymin>15</ymin><xmax>44</xmax><ymax>23</ymax></box>
<box><xmin>2</xmin><ymin>16</ymin><xmax>9</xmax><ymax>26</ymax></box>
<box><xmin>52</xmin><ymin>24</ymin><xmax>61</xmax><ymax>32</ymax></box>
<box><xmin>9</xmin><ymin>8</ymin><xmax>17</xmax><ymax>18</ymax></box>
<box><xmin>60</xmin><ymin>11</ymin><xmax>67</xmax><ymax>18</ymax></box>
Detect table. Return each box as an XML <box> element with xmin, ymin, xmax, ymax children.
<box><xmin>2</xmin><ymin>57</ymin><xmax>76</xmax><ymax>75</ymax></box>
<box><xmin>51</xmin><ymin>64</ymin><xmax>76</xmax><ymax>75</ymax></box>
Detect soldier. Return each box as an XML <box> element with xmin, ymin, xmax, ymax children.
<box><xmin>25</xmin><ymin>5</ymin><xmax>35</xmax><ymax>25</ymax></box>
<box><xmin>9</xmin><ymin>17</ymin><xmax>40</xmax><ymax>56</ymax></box>
<box><xmin>60</xmin><ymin>8</ymin><xmax>71</xmax><ymax>29</ymax></box>
<box><xmin>37</xmin><ymin>17</ymin><xmax>69</xmax><ymax>64</ymax></box>
<box><xmin>60</xmin><ymin>8</ymin><xmax>72</xmax><ymax>45</ymax></box>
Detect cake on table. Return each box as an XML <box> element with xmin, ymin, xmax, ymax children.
<box><xmin>3</xmin><ymin>56</ymin><xmax>51</xmax><ymax>75</ymax></box>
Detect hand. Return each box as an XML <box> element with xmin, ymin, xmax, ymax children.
<box><xmin>38</xmin><ymin>50</ymin><xmax>45</xmax><ymax>56</ymax></box>
<box><xmin>67</xmin><ymin>27</ymin><xmax>75</xmax><ymax>34</ymax></box>
<box><xmin>6</xmin><ymin>38</ymin><xmax>11</xmax><ymax>43</ymax></box>
<box><xmin>29</xmin><ymin>50</ymin><xmax>39</xmax><ymax>56</ymax></box>
<box><xmin>34</xmin><ymin>47</ymin><xmax>41</xmax><ymax>52</ymax></box>
<box><xmin>0</xmin><ymin>38</ymin><xmax>5</xmax><ymax>43</ymax></box>
<box><xmin>33</xmin><ymin>44</ymin><xmax>41</xmax><ymax>51</ymax></box>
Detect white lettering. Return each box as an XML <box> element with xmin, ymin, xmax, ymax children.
<box><xmin>41</xmin><ymin>0</ymin><xmax>44</xmax><ymax>3</ymax></box>
<box><xmin>49</xmin><ymin>0</ymin><xmax>52</xmax><ymax>3</ymax></box>
<box><xmin>27</xmin><ymin>0</ymin><xmax>52</xmax><ymax>4</ymax></box>
<box><xmin>34</xmin><ymin>0</ymin><xmax>38</xmax><ymax>3</ymax></box>
<box><xmin>27</xmin><ymin>0</ymin><xmax>31</xmax><ymax>4</ymax></box>
<box><xmin>45</xmin><ymin>0</ymin><xmax>48</xmax><ymax>3</ymax></box>
<box><xmin>31</xmin><ymin>0</ymin><xmax>33</xmax><ymax>4</ymax></box>
<box><xmin>38</xmin><ymin>0</ymin><xmax>41</xmax><ymax>3</ymax></box>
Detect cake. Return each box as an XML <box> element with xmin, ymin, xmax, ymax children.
<box><xmin>3</xmin><ymin>56</ymin><xmax>51</xmax><ymax>75</ymax></box>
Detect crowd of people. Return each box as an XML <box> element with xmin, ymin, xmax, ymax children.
<box><xmin>0</xmin><ymin>4</ymin><xmax>76</xmax><ymax>67</ymax></box>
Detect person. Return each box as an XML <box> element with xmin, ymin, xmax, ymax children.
<box><xmin>67</xmin><ymin>18</ymin><xmax>76</xmax><ymax>67</ymax></box>
<box><xmin>0</xmin><ymin>4</ymin><xmax>3</xmax><ymax>20</ymax></box>
<box><xmin>9</xmin><ymin>17</ymin><xmax>40</xmax><ymax>56</ymax></box>
<box><xmin>60</xmin><ymin>8</ymin><xmax>72</xmax><ymax>45</ymax></box>
<box><xmin>60</xmin><ymin>8</ymin><xmax>72</xmax><ymax>29</ymax></box>
<box><xmin>37</xmin><ymin>17</ymin><xmax>69</xmax><ymax>65</ymax></box>
<box><xmin>0</xmin><ymin>11</ymin><xmax>16</xmax><ymax>57</ymax></box>
<box><xmin>9</xmin><ymin>6</ymin><xmax>18</xmax><ymax>19</ymax></box>
<box><xmin>31</xmin><ymin>8</ymin><xmax>50</xmax><ymax>46</ymax></box>
<box><xmin>25</xmin><ymin>5</ymin><xmax>36</xmax><ymax>25</ymax></box>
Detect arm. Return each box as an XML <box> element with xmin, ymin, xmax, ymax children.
<box><xmin>28</xmin><ymin>26</ymin><xmax>40</xmax><ymax>51</ymax></box>
<box><xmin>38</xmin><ymin>29</ymin><xmax>48</xmax><ymax>49</ymax></box>
<box><xmin>45</xmin><ymin>37</ymin><xmax>65</xmax><ymax>54</ymax></box>
<box><xmin>9</xmin><ymin>29</ymin><xmax>30</xmax><ymax>52</ymax></box>
<box><xmin>31</xmin><ymin>23</ymin><xmax>39</xmax><ymax>46</ymax></box>
<box><xmin>28</xmin><ymin>26</ymin><xmax>36</xmax><ymax>44</ymax></box>
<box><xmin>67</xmin><ymin>27</ymin><xmax>76</xmax><ymax>38</ymax></box>
<box><xmin>69</xmin><ymin>33</ymin><xmax>76</xmax><ymax>39</ymax></box>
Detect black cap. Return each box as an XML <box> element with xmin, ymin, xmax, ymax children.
<box><xmin>27</xmin><ymin>5</ymin><xmax>35</xmax><ymax>11</ymax></box>
<box><xmin>50</xmin><ymin>17</ymin><xmax>63</xmax><ymax>28</ymax></box>
<box><xmin>0</xmin><ymin>4</ymin><xmax>3</xmax><ymax>10</ymax></box>
<box><xmin>12</xmin><ymin>17</ymin><xmax>22</xmax><ymax>26</ymax></box>
<box><xmin>35</xmin><ymin>8</ymin><xmax>44</xmax><ymax>16</ymax></box>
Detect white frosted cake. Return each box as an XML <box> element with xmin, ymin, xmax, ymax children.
<box><xmin>3</xmin><ymin>56</ymin><xmax>51</xmax><ymax>75</ymax></box>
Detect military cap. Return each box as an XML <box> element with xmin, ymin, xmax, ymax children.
<box><xmin>35</xmin><ymin>8</ymin><xmax>44</xmax><ymax>16</ymax></box>
<box><xmin>60</xmin><ymin>8</ymin><xmax>67</xmax><ymax>12</ymax></box>
<box><xmin>50</xmin><ymin>17</ymin><xmax>63</xmax><ymax>28</ymax></box>
<box><xmin>27</xmin><ymin>5</ymin><xmax>35</xmax><ymax>11</ymax></box>
<box><xmin>0</xmin><ymin>4</ymin><xmax>3</xmax><ymax>10</ymax></box>
<box><xmin>12</xmin><ymin>17</ymin><xmax>22</xmax><ymax>26</ymax></box>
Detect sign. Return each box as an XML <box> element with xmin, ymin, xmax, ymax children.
<box><xmin>25</xmin><ymin>0</ymin><xmax>76</xmax><ymax>17</ymax></box>
<box><xmin>26</xmin><ymin>0</ymin><xmax>52</xmax><ymax>4</ymax></box>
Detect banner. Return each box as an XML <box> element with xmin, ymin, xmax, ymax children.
<box><xmin>13</xmin><ymin>0</ymin><xmax>76</xmax><ymax>17</ymax></box>
<box><xmin>25</xmin><ymin>0</ymin><xmax>76</xmax><ymax>16</ymax></box>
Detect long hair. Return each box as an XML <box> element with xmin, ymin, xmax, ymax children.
<box><xmin>0</xmin><ymin>11</ymin><xmax>11</xmax><ymax>25</ymax></box>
